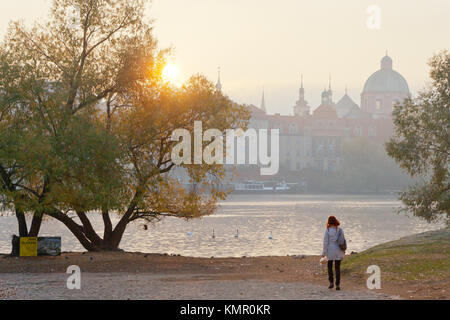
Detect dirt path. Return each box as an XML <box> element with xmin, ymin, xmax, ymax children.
<box><xmin>0</xmin><ymin>252</ymin><xmax>426</xmax><ymax>300</ymax></box>
<box><xmin>0</xmin><ymin>273</ymin><xmax>394</xmax><ymax>300</ymax></box>
<box><xmin>2</xmin><ymin>229</ymin><xmax>448</xmax><ymax>300</ymax></box>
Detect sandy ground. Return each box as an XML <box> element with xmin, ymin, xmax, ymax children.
<box><xmin>0</xmin><ymin>252</ymin><xmax>401</xmax><ymax>300</ymax></box>
<box><xmin>0</xmin><ymin>273</ymin><xmax>393</xmax><ymax>300</ymax></box>
<box><xmin>2</xmin><ymin>229</ymin><xmax>448</xmax><ymax>300</ymax></box>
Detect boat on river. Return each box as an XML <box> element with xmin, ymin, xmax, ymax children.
<box><xmin>231</xmin><ymin>180</ymin><xmax>306</xmax><ymax>194</ymax></box>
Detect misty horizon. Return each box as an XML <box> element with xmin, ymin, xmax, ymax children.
<box><xmin>1</xmin><ymin>0</ymin><xmax>449</xmax><ymax>114</ymax></box>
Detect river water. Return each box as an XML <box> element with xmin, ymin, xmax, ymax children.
<box><xmin>0</xmin><ymin>194</ymin><xmax>444</xmax><ymax>257</ymax></box>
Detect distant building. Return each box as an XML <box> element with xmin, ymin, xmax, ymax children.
<box><xmin>361</xmin><ymin>54</ymin><xmax>410</xmax><ymax>118</ymax></box>
<box><xmin>220</xmin><ymin>54</ymin><xmax>409</xmax><ymax>174</ymax></box>
<box><xmin>335</xmin><ymin>88</ymin><xmax>359</xmax><ymax>118</ymax></box>
<box><xmin>293</xmin><ymin>75</ymin><xmax>310</xmax><ymax>117</ymax></box>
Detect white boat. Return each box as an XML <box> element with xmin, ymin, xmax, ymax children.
<box><xmin>232</xmin><ymin>180</ymin><xmax>293</xmax><ymax>194</ymax></box>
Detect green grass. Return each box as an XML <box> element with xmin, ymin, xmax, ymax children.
<box><xmin>342</xmin><ymin>228</ymin><xmax>450</xmax><ymax>282</ymax></box>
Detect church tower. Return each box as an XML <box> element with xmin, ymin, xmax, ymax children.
<box><xmin>327</xmin><ymin>75</ymin><xmax>334</xmax><ymax>104</ymax></box>
<box><xmin>216</xmin><ymin>67</ymin><xmax>222</xmax><ymax>92</ymax></box>
<box><xmin>261</xmin><ymin>88</ymin><xmax>267</xmax><ymax>113</ymax></box>
<box><xmin>293</xmin><ymin>75</ymin><xmax>310</xmax><ymax>117</ymax></box>
<box><xmin>321</xmin><ymin>87</ymin><xmax>330</xmax><ymax>105</ymax></box>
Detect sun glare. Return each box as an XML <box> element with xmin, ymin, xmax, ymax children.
<box><xmin>162</xmin><ymin>63</ymin><xmax>179</xmax><ymax>83</ymax></box>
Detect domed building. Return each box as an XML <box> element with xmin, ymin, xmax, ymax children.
<box><xmin>225</xmin><ymin>55</ymin><xmax>408</xmax><ymax>175</ymax></box>
<box><xmin>361</xmin><ymin>54</ymin><xmax>410</xmax><ymax>118</ymax></box>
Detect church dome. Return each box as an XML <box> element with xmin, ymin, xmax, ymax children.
<box><xmin>362</xmin><ymin>55</ymin><xmax>410</xmax><ymax>94</ymax></box>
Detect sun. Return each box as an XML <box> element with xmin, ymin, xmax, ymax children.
<box><xmin>162</xmin><ymin>63</ymin><xmax>179</xmax><ymax>83</ymax></box>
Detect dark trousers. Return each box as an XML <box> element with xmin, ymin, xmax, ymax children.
<box><xmin>327</xmin><ymin>260</ymin><xmax>341</xmax><ymax>286</ymax></box>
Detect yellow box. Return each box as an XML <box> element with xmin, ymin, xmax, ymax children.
<box><xmin>20</xmin><ymin>237</ymin><xmax>38</xmax><ymax>257</ymax></box>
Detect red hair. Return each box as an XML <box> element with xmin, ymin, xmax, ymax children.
<box><xmin>327</xmin><ymin>216</ymin><xmax>340</xmax><ymax>228</ymax></box>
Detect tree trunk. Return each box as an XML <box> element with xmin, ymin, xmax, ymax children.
<box><xmin>33</xmin><ymin>190</ymin><xmax>143</xmax><ymax>252</ymax></box>
<box><xmin>11</xmin><ymin>235</ymin><xmax>20</xmax><ymax>256</ymax></box>
<box><xmin>109</xmin><ymin>205</ymin><xmax>135</xmax><ymax>249</ymax></box>
<box><xmin>11</xmin><ymin>210</ymin><xmax>44</xmax><ymax>256</ymax></box>
<box><xmin>76</xmin><ymin>211</ymin><xmax>103</xmax><ymax>245</ymax></box>
<box><xmin>46</xmin><ymin>208</ymin><xmax>127</xmax><ymax>252</ymax></box>
<box><xmin>102</xmin><ymin>209</ymin><xmax>113</xmax><ymax>241</ymax></box>
<box><xmin>107</xmin><ymin>190</ymin><xmax>141</xmax><ymax>249</ymax></box>
<box><xmin>11</xmin><ymin>195</ymin><xmax>140</xmax><ymax>253</ymax></box>
<box><xmin>15</xmin><ymin>208</ymin><xmax>28</xmax><ymax>237</ymax></box>
<box><xmin>46</xmin><ymin>209</ymin><xmax>99</xmax><ymax>251</ymax></box>
<box><xmin>28</xmin><ymin>213</ymin><xmax>43</xmax><ymax>237</ymax></box>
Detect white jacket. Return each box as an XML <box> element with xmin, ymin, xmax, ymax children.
<box><xmin>322</xmin><ymin>227</ymin><xmax>345</xmax><ymax>261</ymax></box>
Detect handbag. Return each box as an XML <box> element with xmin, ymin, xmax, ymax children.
<box><xmin>337</xmin><ymin>228</ymin><xmax>347</xmax><ymax>252</ymax></box>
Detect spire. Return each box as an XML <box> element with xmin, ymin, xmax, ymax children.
<box><xmin>216</xmin><ymin>67</ymin><xmax>222</xmax><ymax>91</ymax></box>
<box><xmin>299</xmin><ymin>74</ymin><xmax>305</xmax><ymax>99</ymax></box>
<box><xmin>294</xmin><ymin>75</ymin><xmax>309</xmax><ymax>117</ymax></box>
<box><xmin>261</xmin><ymin>88</ymin><xmax>267</xmax><ymax>113</ymax></box>
<box><xmin>327</xmin><ymin>75</ymin><xmax>333</xmax><ymax>104</ymax></box>
<box><xmin>345</xmin><ymin>85</ymin><xmax>348</xmax><ymax>95</ymax></box>
<box><xmin>321</xmin><ymin>87</ymin><xmax>329</xmax><ymax>104</ymax></box>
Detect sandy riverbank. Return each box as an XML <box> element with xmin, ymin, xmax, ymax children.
<box><xmin>1</xmin><ymin>229</ymin><xmax>448</xmax><ymax>300</ymax></box>
<box><xmin>0</xmin><ymin>272</ymin><xmax>394</xmax><ymax>300</ymax></box>
<box><xmin>0</xmin><ymin>252</ymin><xmax>394</xmax><ymax>300</ymax></box>
<box><xmin>0</xmin><ymin>251</ymin><xmax>442</xmax><ymax>300</ymax></box>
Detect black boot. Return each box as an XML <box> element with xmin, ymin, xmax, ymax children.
<box><xmin>328</xmin><ymin>283</ymin><xmax>334</xmax><ymax>289</ymax></box>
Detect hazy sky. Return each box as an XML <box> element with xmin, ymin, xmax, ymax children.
<box><xmin>1</xmin><ymin>0</ymin><xmax>449</xmax><ymax>114</ymax></box>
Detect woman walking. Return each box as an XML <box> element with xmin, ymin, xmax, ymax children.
<box><xmin>322</xmin><ymin>216</ymin><xmax>345</xmax><ymax>290</ymax></box>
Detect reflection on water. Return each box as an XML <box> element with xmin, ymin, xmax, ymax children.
<box><xmin>0</xmin><ymin>194</ymin><xmax>444</xmax><ymax>257</ymax></box>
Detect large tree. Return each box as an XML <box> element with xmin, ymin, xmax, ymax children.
<box><xmin>0</xmin><ymin>0</ymin><xmax>249</xmax><ymax>251</ymax></box>
<box><xmin>386</xmin><ymin>50</ymin><xmax>450</xmax><ymax>224</ymax></box>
